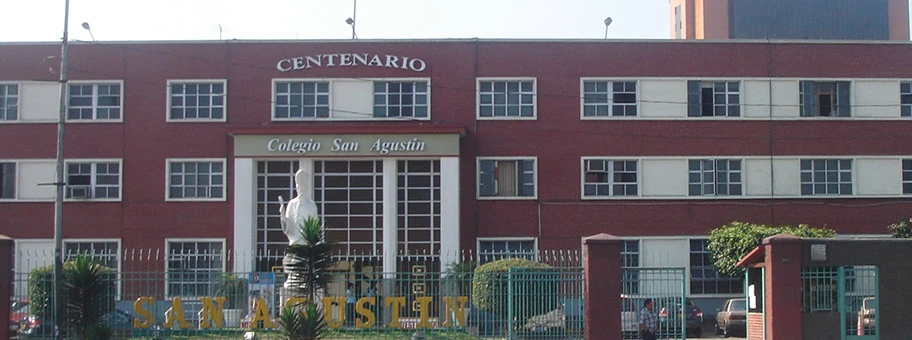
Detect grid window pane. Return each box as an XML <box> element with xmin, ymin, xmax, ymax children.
<box><xmin>68</xmin><ymin>84</ymin><xmax>121</xmax><ymax>120</ymax></box>
<box><xmin>170</xmin><ymin>82</ymin><xmax>226</xmax><ymax>120</ymax></box>
<box><xmin>398</xmin><ymin>160</ymin><xmax>441</xmax><ymax>254</ymax></box>
<box><xmin>478</xmin><ymin>240</ymin><xmax>535</xmax><ymax>264</ymax></box>
<box><xmin>64</xmin><ymin>241</ymin><xmax>119</xmax><ymax>269</ymax></box>
<box><xmin>274</xmin><ymin>81</ymin><xmax>330</xmax><ymax>119</ymax></box>
<box><xmin>902</xmin><ymin>82</ymin><xmax>912</xmax><ymax>117</ymax></box>
<box><xmin>583</xmin><ymin>159</ymin><xmax>638</xmax><ymax>197</ymax></box>
<box><xmin>0</xmin><ymin>84</ymin><xmax>18</xmax><ymax>120</ymax></box>
<box><xmin>688</xmin><ymin>159</ymin><xmax>743</xmax><ymax>196</ymax></box>
<box><xmin>169</xmin><ymin>161</ymin><xmax>225</xmax><ymax>199</ymax></box>
<box><xmin>373</xmin><ymin>81</ymin><xmax>429</xmax><ymax>118</ymax></box>
<box><xmin>66</xmin><ymin>162</ymin><xmax>120</xmax><ymax>199</ymax></box>
<box><xmin>904</xmin><ymin>159</ymin><xmax>912</xmax><ymax>194</ymax></box>
<box><xmin>167</xmin><ymin>241</ymin><xmax>223</xmax><ymax>297</ymax></box>
<box><xmin>479</xmin><ymin>80</ymin><xmax>535</xmax><ymax>118</ymax></box>
<box><xmin>478</xmin><ymin>159</ymin><xmax>536</xmax><ymax>198</ymax></box>
<box><xmin>800</xmin><ymin>159</ymin><xmax>853</xmax><ymax>195</ymax></box>
<box><xmin>583</xmin><ymin>81</ymin><xmax>637</xmax><ymax>117</ymax></box>
<box><xmin>690</xmin><ymin>239</ymin><xmax>743</xmax><ymax>294</ymax></box>
<box><xmin>689</xmin><ymin>81</ymin><xmax>741</xmax><ymax>117</ymax></box>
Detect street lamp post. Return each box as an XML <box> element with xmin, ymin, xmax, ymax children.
<box><xmin>53</xmin><ymin>0</ymin><xmax>71</xmax><ymax>339</ymax></box>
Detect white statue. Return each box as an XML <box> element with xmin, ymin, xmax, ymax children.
<box><xmin>278</xmin><ymin>169</ymin><xmax>319</xmax><ymax>246</ymax></box>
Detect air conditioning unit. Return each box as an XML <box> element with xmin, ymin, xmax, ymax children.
<box><xmin>68</xmin><ymin>186</ymin><xmax>92</xmax><ymax>199</ymax></box>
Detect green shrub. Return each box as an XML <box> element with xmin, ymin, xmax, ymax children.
<box><xmin>888</xmin><ymin>216</ymin><xmax>912</xmax><ymax>238</ymax></box>
<box><xmin>471</xmin><ymin>258</ymin><xmax>553</xmax><ymax>320</ymax></box>
<box><xmin>28</xmin><ymin>256</ymin><xmax>116</xmax><ymax>338</ymax></box>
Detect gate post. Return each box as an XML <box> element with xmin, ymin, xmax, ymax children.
<box><xmin>0</xmin><ymin>235</ymin><xmax>12</xmax><ymax>336</ymax></box>
<box><xmin>763</xmin><ymin>234</ymin><xmax>803</xmax><ymax>340</ymax></box>
<box><xmin>583</xmin><ymin>234</ymin><xmax>622</xmax><ymax>340</ymax></box>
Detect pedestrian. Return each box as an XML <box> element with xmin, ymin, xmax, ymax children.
<box><xmin>346</xmin><ymin>282</ymin><xmax>357</xmax><ymax>326</ymax></box>
<box><xmin>639</xmin><ymin>298</ymin><xmax>657</xmax><ymax>340</ymax></box>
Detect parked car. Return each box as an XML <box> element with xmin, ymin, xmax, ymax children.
<box><xmin>19</xmin><ymin>308</ymin><xmax>135</xmax><ymax>339</ymax></box>
<box><xmin>857</xmin><ymin>297</ymin><xmax>876</xmax><ymax>335</ymax></box>
<box><xmin>715</xmin><ymin>298</ymin><xmax>747</xmax><ymax>337</ymax></box>
<box><xmin>9</xmin><ymin>300</ymin><xmax>29</xmax><ymax>337</ymax></box>
<box><xmin>658</xmin><ymin>298</ymin><xmax>704</xmax><ymax>338</ymax></box>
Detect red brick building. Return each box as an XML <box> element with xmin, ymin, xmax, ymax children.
<box><xmin>1</xmin><ymin>39</ymin><xmax>910</xmax><ymax>305</ymax></box>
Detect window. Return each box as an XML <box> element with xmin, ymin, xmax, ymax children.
<box><xmin>0</xmin><ymin>162</ymin><xmax>14</xmax><ymax>199</ymax></box>
<box><xmin>582</xmin><ymin>80</ymin><xmax>637</xmax><ymax>117</ymax></box>
<box><xmin>621</xmin><ymin>240</ymin><xmax>640</xmax><ymax>294</ymax></box>
<box><xmin>904</xmin><ymin>159</ymin><xmax>912</xmax><ymax>194</ymax></box>
<box><xmin>800</xmin><ymin>159</ymin><xmax>852</xmax><ymax>195</ymax></box>
<box><xmin>64</xmin><ymin>241</ymin><xmax>119</xmax><ymax>269</ymax></box>
<box><xmin>800</xmin><ymin>266</ymin><xmax>837</xmax><ymax>312</ymax></box>
<box><xmin>274</xmin><ymin>81</ymin><xmax>330</xmax><ymax>119</ymax></box>
<box><xmin>166</xmin><ymin>240</ymin><xmax>224</xmax><ymax>297</ymax></box>
<box><xmin>168</xmin><ymin>160</ymin><xmax>225</xmax><ymax>200</ymax></box>
<box><xmin>373</xmin><ymin>81</ymin><xmax>429</xmax><ymax>118</ymax></box>
<box><xmin>0</xmin><ymin>84</ymin><xmax>18</xmax><ymax>121</ymax></box>
<box><xmin>901</xmin><ymin>82</ymin><xmax>912</xmax><ymax>117</ymax></box>
<box><xmin>478</xmin><ymin>79</ymin><xmax>535</xmax><ymax>118</ymax></box>
<box><xmin>66</xmin><ymin>161</ymin><xmax>120</xmax><ymax>199</ymax></box>
<box><xmin>583</xmin><ymin>159</ymin><xmax>638</xmax><ymax>197</ymax></box>
<box><xmin>168</xmin><ymin>81</ymin><xmax>225</xmax><ymax>120</ymax></box>
<box><xmin>800</xmin><ymin>81</ymin><xmax>850</xmax><ymax>117</ymax></box>
<box><xmin>478</xmin><ymin>159</ymin><xmax>536</xmax><ymax>198</ymax></box>
<box><xmin>68</xmin><ymin>83</ymin><xmax>121</xmax><ymax>120</ymax></box>
<box><xmin>690</xmin><ymin>239</ymin><xmax>743</xmax><ymax>294</ymax></box>
<box><xmin>688</xmin><ymin>159</ymin><xmax>743</xmax><ymax>196</ymax></box>
<box><xmin>478</xmin><ymin>239</ymin><xmax>536</xmax><ymax>264</ymax></box>
<box><xmin>687</xmin><ymin>81</ymin><xmax>740</xmax><ymax>117</ymax></box>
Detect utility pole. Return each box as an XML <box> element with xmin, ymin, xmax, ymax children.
<box><xmin>53</xmin><ymin>1</ymin><xmax>71</xmax><ymax>339</ymax></box>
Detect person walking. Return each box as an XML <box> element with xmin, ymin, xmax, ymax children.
<box><xmin>639</xmin><ymin>298</ymin><xmax>657</xmax><ymax>340</ymax></box>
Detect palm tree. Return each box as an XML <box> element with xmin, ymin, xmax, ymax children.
<box><xmin>279</xmin><ymin>216</ymin><xmax>335</xmax><ymax>340</ymax></box>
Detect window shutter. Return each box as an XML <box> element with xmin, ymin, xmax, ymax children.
<box><xmin>479</xmin><ymin>160</ymin><xmax>496</xmax><ymax>196</ymax></box>
<box><xmin>836</xmin><ymin>81</ymin><xmax>851</xmax><ymax>117</ymax></box>
<box><xmin>800</xmin><ymin>81</ymin><xmax>817</xmax><ymax>116</ymax></box>
<box><xmin>687</xmin><ymin>81</ymin><xmax>702</xmax><ymax>117</ymax></box>
<box><xmin>520</xmin><ymin>160</ymin><xmax>535</xmax><ymax>197</ymax></box>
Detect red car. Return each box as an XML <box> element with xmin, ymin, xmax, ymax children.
<box><xmin>9</xmin><ymin>300</ymin><xmax>28</xmax><ymax>336</ymax></box>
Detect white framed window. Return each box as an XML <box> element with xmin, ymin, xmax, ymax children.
<box><xmin>67</xmin><ymin>82</ymin><xmax>122</xmax><ymax>121</ymax></box>
<box><xmin>621</xmin><ymin>240</ymin><xmax>640</xmax><ymax>295</ymax></box>
<box><xmin>373</xmin><ymin>80</ymin><xmax>430</xmax><ymax>118</ymax></box>
<box><xmin>799</xmin><ymin>81</ymin><xmax>851</xmax><ymax>117</ymax></box>
<box><xmin>687</xmin><ymin>80</ymin><xmax>740</xmax><ymax>117</ymax></box>
<box><xmin>688</xmin><ymin>159</ymin><xmax>743</xmax><ymax>196</ymax></box>
<box><xmin>903</xmin><ymin>159</ymin><xmax>912</xmax><ymax>194</ymax></box>
<box><xmin>800</xmin><ymin>159</ymin><xmax>853</xmax><ymax>195</ymax></box>
<box><xmin>65</xmin><ymin>160</ymin><xmax>121</xmax><ymax>200</ymax></box>
<box><xmin>167</xmin><ymin>80</ymin><xmax>226</xmax><ymax>121</ymax></box>
<box><xmin>0</xmin><ymin>162</ymin><xmax>14</xmax><ymax>199</ymax></box>
<box><xmin>477</xmin><ymin>238</ymin><xmax>537</xmax><ymax>264</ymax></box>
<box><xmin>64</xmin><ymin>239</ymin><xmax>120</xmax><ymax>270</ymax></box>
<box><xmin>167</xmin><ymin>159</ymin><xmax>226</xmax><ymax>200</ymax></box>
<box><xmin>273</xmin><ymin>80</ymin><xmax>330</xmax><ymax>119</ymax></box>
<box><xmin>901</xmin><ymin>82</ymin><xmax>912</xmax><ymax>117</ymax></box>
<box><xmin>690</xmin><ymin>239</ymin><xmax>743</xmax><ymax>294</ymax></box>
<box><xmin>477</xmin><ymin>78</ymin><xmax>536</xmax><ymax>119</ymax></box>
<box><xmin>582</xmin><ymin>158</ymin><xmax>638</xmax><ymax>197</ymax></box>
<box><xmin>581</xmin><ymin>80</ymin><xmax>637</xmax><ymax>117</ymax></box>
<box><xmin>165</xmin><ymin>239</ymin><xmax>224</xmax><ymax>298</ymax></box>
<box><xmin>477</xmin><ymin>158</ymin><xmax>536</xmax><ymax>199</ymax></box>
<box><xmin>0</xmin><ymin>84</ymin><xmax>18</xmax><ymax>121</ymax></box>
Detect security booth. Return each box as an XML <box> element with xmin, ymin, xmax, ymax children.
<box><xmin>736</xmin><ymin>234</ymin><xmax>912</xmax><ymax>340</ymax></box>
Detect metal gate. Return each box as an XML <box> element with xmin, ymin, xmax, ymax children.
<box><xmin>841</xmin><ymin>266</ymin><xmax>878</xmax><ymax>340</ymax></box>
<box><xmin>621</xmin><ymin>267</ymin><xmax>687</xmax><ymax>339</ymax></box>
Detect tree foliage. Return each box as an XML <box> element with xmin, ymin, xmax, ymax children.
<box><xmin>284</xmin><ymin>216</ymin><xmax>337</xmax><ymax>302</ymax></box>
<box><xmin>277</xmin><ymin>302</ymin><xmax>327</xmax><ymax>340</ymax></box>
<box><xmin>707</xmin><ymin>221</ymin><xmax>836</xmax><ymax>276</ymax></box>
<box><xmin>888</xmin><ymin>216</ymin><xmax>912</xmax><ymax>238</ymax></box>
<box><xmin>28</xmin><ymin>256</ymin><xmax>116</xmax><ymax>339</ymax></box>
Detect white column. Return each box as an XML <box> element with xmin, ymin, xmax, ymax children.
<box><xmin>298</xmin><ymin>159</ymin><xmax>314</xmax><ymax>198</ymax></box>
<box><xmin>233</xmin><ymin>158</ymin><xmax>255</xmax><ymax>273</ymax></box>
<box><xmin>439</xmin><ymin>157</ymin><xmax>460</xmax><ymax>273</ymax></box>
<box><xmin>382</xmin><ymin>159</ymin><xmax>398</xmax><ymax>276</ymax></box>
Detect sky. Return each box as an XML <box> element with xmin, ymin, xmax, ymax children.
<box><xmin>0</xmin><ymin>0</ymin><xmax>671</xmax><ymax>42</ymax></box>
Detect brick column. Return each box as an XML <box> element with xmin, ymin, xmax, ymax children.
<box><xmin>583</xmin><ymin>234</ymin><xmax>621</xmax><ymax>340</ymax></box>
<box><xmin>763</xmin><ymin>234</ymin><xmax>803</xmax><ymax>340</ymax></box>
<box><xmin>0</xmin><ymin>235</ymin><xmax>12</xmax><ymax>336</ymax></box>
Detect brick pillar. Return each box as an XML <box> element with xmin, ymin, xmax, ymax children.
<box><xmin>763</xmin><ymin>234</ymin><xmax>803</xmax><ymax>340</ymax></box>
<box><xmin>583</xmin><ymin>234</ymin><xmax>622</xmax><ymax>340</ymax></box>
<box><xmin>0</xmin><ymin>235</ymin><xmax>12</xmax><ymax>336</ymax></box>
